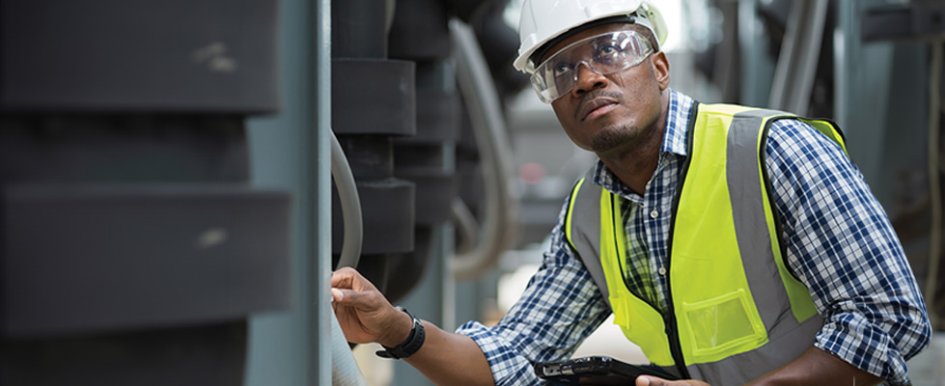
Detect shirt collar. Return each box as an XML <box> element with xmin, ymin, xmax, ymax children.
<box><xmin>592</xmin><ymin>89</ymin><xmax>695</xmax><ymax>198</ymax></box>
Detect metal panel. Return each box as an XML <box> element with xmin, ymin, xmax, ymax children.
<box><xmin>331</xmin><ymin>59</ymin><xmax>417</xmax><ymax>136</ymax></box>
<box><xmin>331</xmin><ymin>179</ymin><xmax>415</xmax><ymax>255</ymax></box>
<box><xmin>395</xmin><ymin>170</ymin><xmax>455</xmax><ymax>225</ymax></box>
<box><xmin>331</xmin><ymin>0</ymin><xmax>391</xmax><ymax>58</ymax></box>
<box><xmin>1</xmin><ymin>322</ymin><xmax>246</xmax><ymax>386</ymax></box>
<box><xmin>0</xmin><ymin>115</ymin><xmax>249</xmax><ymax>183</ymax></box>
<box><xmin>861</xmin><ymin>1</ymin><xmax>945</xmax><ymax>42</ymax></box>
<box><xmin>388</xmin><ymin>0</ymin><xmax>451</xmax><ymax>60</ymax></box>
<box><xmin>0</xmin><ymin>0</ymin><xmax>278</xmax><ymax>113</ymax></box>
<box><xmin>2</xmin><ymin>184</ymin><xmax>291</xmax><ymax>337</ymax></box>
<box><xmin>397</xmin><ymin>89</ymin><xmax>461</xmax><ymax>144</ymax></box>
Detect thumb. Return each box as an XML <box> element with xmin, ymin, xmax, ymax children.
<box><xmin>636</xmin><ymin>376</ymin><xmax>659</xmax><ymax>386</ymax></box>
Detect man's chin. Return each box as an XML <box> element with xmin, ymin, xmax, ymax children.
<box><xmin>590</xmin><ymin>126</ymin><xmax>641</xmax><ymax>153</ymax></box>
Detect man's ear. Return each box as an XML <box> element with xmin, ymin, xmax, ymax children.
<box><xmin>651</xmin><ymin>52</ymin><xmax>670</xmax><ymax>91</ymax></box>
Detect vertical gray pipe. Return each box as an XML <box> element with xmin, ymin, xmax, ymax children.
<box><xmin>315</xmin><ymin>0</ymin><xmax>333</xmax><ymax>383</ymax></box>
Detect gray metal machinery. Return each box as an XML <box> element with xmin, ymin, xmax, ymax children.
<box><xmin>330</xmin><ymin>0</ymin><xmax>418</xmax><ymax>299</ymax></box>
<box><xmin>327</xmin><ymin>0</ymin><xmax>523</xmax><ymax>384</ymax></box>
<box><xmin>0</xmin><ymin>0</ymin><xmax>292</xmax><ymax>385</ymax></box>
<box><xmin>696</xmin><ymin>0</ymin><xmax>945</xmax><ymax>327</ymax></box>
<box><xmin>0</xmin><ymin>0</ymin><xmax>562</xmax><ymax>384</ymax></box>
<box><xmin>854</xmin><ymin>0</ymin><xmax>945</xmax><ymax>329</ymax></box>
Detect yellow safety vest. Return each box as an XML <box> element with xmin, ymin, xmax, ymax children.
<box><xmin>564</xmin><ymin>103</ymin><xmax>847</xmax><ymax>384</ymax></box>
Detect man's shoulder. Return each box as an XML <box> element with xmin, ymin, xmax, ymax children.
<box><xmin>765</xmin><ymin>117</ymin><xmax>842</xmax><ymax>151</ymax></box>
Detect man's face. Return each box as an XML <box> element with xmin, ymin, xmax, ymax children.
<box><xmin>544</xmin><ymin>23</ymin><xmax>669</xmax><ymax>155</ymax></box>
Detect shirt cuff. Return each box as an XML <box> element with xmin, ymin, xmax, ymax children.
<box><xmin>814</xmin><ymin>311</ymin><xmax>914</xmax><ymax>386</ymax></box>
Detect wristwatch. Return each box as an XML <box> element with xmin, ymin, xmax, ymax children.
<box><xmin>375</xmin><ymin>306</ymin><xmax>426</xmax><ymax>359</ymax></box>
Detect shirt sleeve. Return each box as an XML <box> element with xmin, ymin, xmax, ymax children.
<box><xmin>455</xmin><ymin>198</ymin><xmax>612</xmax><ymax>386</ymax></box>
<box><xmin>765</xmin><ymin>119</ymin><xmax>932</xmax><ymax>385</ymax></box>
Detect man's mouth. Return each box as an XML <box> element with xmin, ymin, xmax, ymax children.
<box><xmin>579</xmin><ymin>98</ymin><xmax>618</xmax><ymax>121</ymax></box>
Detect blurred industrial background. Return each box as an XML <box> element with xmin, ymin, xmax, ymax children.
<box><xmin>1</xmin><ymin>0</ymin><xmax>944</xmax><ymax>385</ymax></box>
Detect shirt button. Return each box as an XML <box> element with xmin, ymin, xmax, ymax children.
<box><xmin>658</xmin><ymin>267</ymin><xmax>667</xmax><ymax>276</ymax></box>
<box><xmin>650</xmin><ymin>210</ymin><xmax>659</xmax><ymax>219</ymax></box>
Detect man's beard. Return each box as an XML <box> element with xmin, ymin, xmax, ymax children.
<box><xmin>590</xmin><ymin>123</ymin><xmax>650</xmax><ymax>154</ymax></box>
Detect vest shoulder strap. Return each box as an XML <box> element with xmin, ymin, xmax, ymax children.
<box><xmin>697</xmin><ymin>103</ymin><xmax>847</xmax><ymax>154</ymax></box>
<box><xmin>564</xmin><ymin>168</ymin><xmax>611</xmax><ymax>307</ymax></box>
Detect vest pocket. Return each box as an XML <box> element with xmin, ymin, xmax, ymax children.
<box><xmin>680</xmin><ymin>289</ymin><xmax>767</xmax><ymax>358</ymax></box>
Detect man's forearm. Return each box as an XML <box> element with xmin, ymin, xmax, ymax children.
<box><xmin>746</xmin><ymin>346</ymin><xmax>881</xmax><ymax>386</ymax></box>
<box><xmin>398</xmin><ymin>320</ymin><xmax>494</xmax><ymax>386</ymax></box>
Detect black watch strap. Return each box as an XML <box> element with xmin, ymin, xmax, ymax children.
<box><xmin>375</xmin><ymin>307</ymin><xmax>426</xmax><ymax>359</ymax></box>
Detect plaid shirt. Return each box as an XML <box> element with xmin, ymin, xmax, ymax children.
<box><xmin>456</xmin><ymin>90</ymin><xmax>931</xmax><ymax>385</ymax></box>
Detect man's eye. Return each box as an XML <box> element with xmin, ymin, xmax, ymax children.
<box><xmin>552</xmin><ymin>62</ymin><xmax>572</xmax><ymax>76</ymax></box>
<box><xmin>596</xmin><ymin>44</ymin><xmax>622</xmax><ymax>57</ymax></box>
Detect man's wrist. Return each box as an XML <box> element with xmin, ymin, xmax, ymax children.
<box><xmin>379</xmin><ymin>306</ymin><xmax>415</xmax><ymax>348</ymax></box>
<box><xmin>376</xmin><ymin>307</ymin><xmax>426</xmax><ymax>359</ymax></box>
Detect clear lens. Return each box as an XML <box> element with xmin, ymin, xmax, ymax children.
<box><xmin>530</xmin><ymin>30</ymin><xmax>652</xmax><ymax>103</ymax></box>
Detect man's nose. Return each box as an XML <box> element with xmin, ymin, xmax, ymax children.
<box><xmin>572</xmin><ymin>61</ymin><xmax>608</xmax><ymax>96</ymax></box>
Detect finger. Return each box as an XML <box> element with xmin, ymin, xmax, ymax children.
<box><xmin>331</xmin><ymin>288</ymin><xmax>344</xmax><ymax>303</ymax></box>
<box><xmin>331</xmin><ymin>267</ymin><xmax>378</xmax><ymax>292</ymax></box>
<box><xmin>330</xmin><ymin>288</ymin><xmax>380</xmax><ymax>310</ymax></box>
<box><xmin>331</xmin><ymin>267</ymin><xmax>358</xmax><ymax>288</ymax></box>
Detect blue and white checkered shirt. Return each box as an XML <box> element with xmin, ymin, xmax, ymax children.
<box><xmin>456</xmin><ymin>90</ymin><xmax>931</xmax><ymax>385</ymax></box>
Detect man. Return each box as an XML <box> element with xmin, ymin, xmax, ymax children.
<box><xmin>331</xmin><ymin>0</ymin><xmax>932</xmax><ymax>385</ymax></box>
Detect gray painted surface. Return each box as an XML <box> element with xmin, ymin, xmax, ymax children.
<box><xmin>834</xmin><ymin>0</ymin><xmax>894</xmax><ymax>191</ymax></box>
<box><xmin>738</xmin><ymin>0</ymin><xmax>775</xmax><ymax>107</ymax></box>
<box><xmin>245</xmin><ymin>0</ymin><xmax>333</xmax><ymax>384</ymax></box>
<box><xmin>391</xmin><ymin>227</ymin><xmax>446</xmax><ymax>386</ymax></box>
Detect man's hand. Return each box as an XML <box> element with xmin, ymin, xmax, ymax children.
<box><xmin>330</xmin><ymin>267</ymin><xmax>412</xmax><ymax>347</ymax></box>
<box><xmin>636</xmin><ymin>376</ymin><xmax>711</xmax><ymax>386</ymax></box>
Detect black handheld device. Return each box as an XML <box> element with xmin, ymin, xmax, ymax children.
<box><xmin>534</xmin><ymin>356</ymin><xmax>679</xmax><ymax>385</ymax></box>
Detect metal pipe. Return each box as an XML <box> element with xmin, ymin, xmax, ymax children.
<box><xmin>926</xmin><ymin>40</ymin><xmax>943</xmax><ymax>327</ymax></box>
<box><xmin>331</xmin><ymin>131</ymin><xmax>364</xmax><ymax>269</ymax></box>
<box><xmin>448</xmin><ymin>18</ymin><xmax>518</xmax><ymax>280</ymax></box>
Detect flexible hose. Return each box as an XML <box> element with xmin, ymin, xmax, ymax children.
<box><xmin>449</xmin><ymin>19</ymin><xmax>518</xmax><ymax>280</ymax></box>
<box><xmin>926</xmin><ymin>40</ymin><xmax>943</xmax><ymax>327</ymax></box>
<box><xmin>329</xmin><ymin>129</ymin><xmax>369</xmax><ymax>385</ymax></box>
<box><xmin>330</xmin><ymin>311</ymin><xmax>369</xmax><ymax>386</ymax></box>
<box><xmin>451</xmin><ymin>198</ymin><xmax>478</xmax><ymax>255</ymax></box>
<box><xmin>330</xmin><ymin>130</ymin><xmax>363</xmax><ymax>269</ymax></box>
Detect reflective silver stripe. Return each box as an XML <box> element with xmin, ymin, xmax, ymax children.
<box><xmin>567</xmin><ymin>168</ymin><xmax>610</xmax><ymax>306</ymax></box>
<box><xmin>726</xmin><ymin>111</ymin><xmax>794</xmax><ymax>332</ymax></box>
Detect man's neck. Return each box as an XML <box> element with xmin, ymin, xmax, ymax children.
<box><xmin>598</xmin><ymin>90</ymin><xmax>671</xmax><ymax>195</ymax></box>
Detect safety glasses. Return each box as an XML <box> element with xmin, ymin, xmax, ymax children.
<box><xmin>530</xmin><ymin>30</ymin><xmax>653</xmax><ymax>103</ymax></box>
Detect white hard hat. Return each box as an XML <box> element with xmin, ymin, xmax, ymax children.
<box><xmin>514</xmin><ymin>0</ymin><xmax>668</xmax><ymax>73</ymax></box>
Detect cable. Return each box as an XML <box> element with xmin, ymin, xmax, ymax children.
<box><xmin>330</xmin><ymin>130</ymin><xmax>363</xmax><ymax>269</ymax></box>
<box><xmin>449</xmin><ymin>18</ymin><xmax>519</xmax><ymax>280</ymax></box>
<box><xmin>451</xmin><ymin>198</ymin><xmax>479</xmax><ymax>254</ymax></box>
<box><xmin>330</xmin><ymin>310</ymin><xmax>370</xmax><ymax>386</ymax></box>
<box><xmin>927</xmin><ymin>39</ymin><xmax>943</xmax><ymax>327</ymax></box>
<box><xmin>330</xmin><ymin>133</ymin><xmax>369</xmax><ymax>386</ymax></box>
